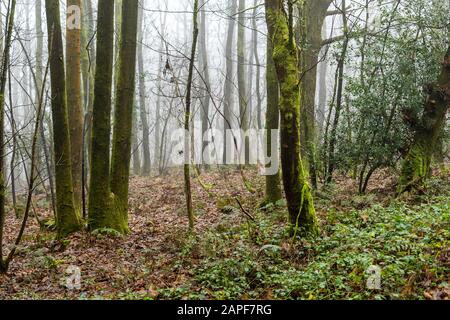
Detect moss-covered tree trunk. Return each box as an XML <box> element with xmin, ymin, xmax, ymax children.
<box><xmin>88</xmin><ymin>0</ymin><xmax>116</xmax><ymax>231</ymax></box>
<box><xmin>137</xmin><ymin>4</ymin><xmax>151</xmax><ymax>176</ymax></box>
<box><xmin>110</xmin><ymin>0</ymin><xmax>139</xmax><ymax>232</ymax></box>
<box><xmin>45</xmin><ymin>0</ymin><xmax>81</xmax><ymax>238</ymax></box>
<box><xmin>66</xmin><ymin>0</ymin><xmax>83</xmax><ymax>215</ymax></box>
<box><xmin>399</xmin><ymin>45</ymin><xmax>450</xmax><ymax>193</ymax></box>
<box><xmin>265</xmin><ymin>0</ymin><xmax>319</xmax><ymax>236</ymax></box>
<box><xmin>264</xmin><ymin>37</ymin><xmax>283</xmax><ymax>204</ymax></box>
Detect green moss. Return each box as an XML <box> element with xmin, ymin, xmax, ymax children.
<box><xmin>266</xmin><ymin>3</ymin><xmax>319</xmax><ymax>237</ymax></box>
<box><xmin>398</xmin><ymin>143</ymin><xmax>430</xmax><ymax>193</ymax></box>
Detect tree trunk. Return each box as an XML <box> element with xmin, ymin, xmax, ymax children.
<box><xmin>137</xmin><ymin>4</ymin><xmax>151</xmax><ymax>176</ymax></box>
<box><xmin>0</xmin><ymin>0</ymin><xmax>17</xmax><ymax>273</ymax></box>
<box><xmin>131</xmin><ymin>98</ymin><xmax>141</xmax><ymax>175</ymax></box>
<box><xmin>238</xmin><ymin>0</ymin><xmax>249</xmax><ymax>163</ymax></box>
<box><xmin>252</xmin><ymin>0</ymin><xmax>262</xmax><ymax>129</ymax></box>
<box><xmin>185</xmin><ymin>0</ymin><xmax>199</xmax><ymax>231</ymax></box>
<box><xmin>110</xmin><ymin>0</ymin><xmax>139</xmax><ymax>231</ymax></box>
<box><xmin>264</xmin><ymin>36</ymin><xmax>282</xmax><ymax>204</ymax></box>
<box><xmin>199</xmin><ymin>0</ymin><xmax>211</xmax><ymax>170</ymax></box>
<box><xmin>88</xmin><ymin>0</ymin><xmax>117</xmax><ymax>231</ymax></box>
<box><xmin>45</xmin><ymin>0</ymin><xmax>81</xmax><ymax>238</ymax></box>
<box><xmin>326</xmin><ymin>1</ymin><xmax>348</xmax><ymax>184</ymax></box>
<box><xmin>66</xmin><ymin>0</ymin><xmax>84</xmax><ymax>215</ymax></box>
<box><xmin>81</xmin><ymin>0</ymin><xmax>96</xmax><ymax>181</ymax></box>
<box><xmin>265</xmin><ymin>0</ymin><xmax>319</xmax><ymax>236</ymax></box>
<box><xmin>297</xmin><ymin>0</ymin><xmax>332</xmax><ymax>189</ymax></box>
<box><xmin>317</xmin><ymin>20</ymin><xmax>328</xmax><ymax>137</ymax></box>
<box><xmin>223</xmin><ymin>0</ymin><xmax>237</xmax><ymax>164</ymax></box>
<box><xmin>398</xmin><ymin>45</ymin><xmax>450</xmax><ymax>193</ymax></box>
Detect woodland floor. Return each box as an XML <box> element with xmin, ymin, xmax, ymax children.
<box><xmin>0</xmin><ymin>167</ymin><xmax>449</xmax><ymax>300</ymax></box>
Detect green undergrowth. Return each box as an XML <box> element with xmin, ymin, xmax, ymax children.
<box><xmin>159</xmin><ymin>189</ymin><xmax>449</xmax><ymax>300</ymax></box>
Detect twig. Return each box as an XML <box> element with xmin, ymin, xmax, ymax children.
<box><xmin>235</xmin><ymin>198</ymin><xmax>255</xmax><ymax>222</ymax></box>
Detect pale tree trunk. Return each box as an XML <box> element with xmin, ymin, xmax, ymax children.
<box><xmin>155</xmin><ymin>6</ymin><xmax>167</xmax><ymax>173</ymax></box>
<box><xmin>137</xmin><ymin>4</ymin><xmax>151</xmax><ymax>176</ymax></box>
<box><xmin>198</xmin><ymin>0</ymin><xmax>211</xmax><ymax>170</ymax></box>
<box><xmin>66</xmin><ymin>0</ymin><xmax>84</xmax><ymax>214</ymax></box>
<box><xmin>237</xmin><ymin>0</ymin><xmax>249</xmax><ymax>163</ymax></box>
<box><xmin>252</xmin><ymin>0</ymin><xmax>262</xmax><ymax>129</ymax></box>
<box><xmin>326</xmin><ymin>1</ymin><xmax>348</xmax><ymax>184</ymax></box>
<box><xmin>223</xmin><ymin>0</ymin><xmax>237</xmax><ymax>164</ymax></box>
<box><xmin>131</xmin><ymin>97</ymin><xmax>141</xmax><ymax>175</ymax></box>
<box><xmin>81</xmin><ymin>0</ymin><xmax>96</xmax><ymax>181</ymax></box>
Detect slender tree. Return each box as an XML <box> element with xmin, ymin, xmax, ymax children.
<box><xmin>252</xmin><ymin>0</ymin><xmax>262</xmax><ymax>129</ymax></box>
<box><xmin>199</xmin><ymin>0</ymin><xmax>211</xmax><ymax>170</ymax></box>
<box><xmin>185</xmin><ymin>0</ymin><xmax>200</xmax><ymax>231</ymax></box>
<box><xmin>0</xmin><ymin>0</ymin><xmax>17</xmax><ymax>273</ymax></box>
<box><xmin>237</xmin><ymin>0</ymin><xmax>249</xmax><ymax>163</ymax></box>
<box><xmin>66</xmin><ymin>0</ymin><xmax>84</xmax><ymax>214</ymax></box>
<box><xmin>326</xmin><ymin>1</ymin><xmax>349</xmax><ymax>183</ymax></box>
<box><xmin>137</xmin><ymin>3</ymin><xmax>151</xmax><ymax>176</ymax></box>
<box><xmin>223</xmin><ymin>0</ymin><xmax>237</xmax><ymax>163</ymax></box>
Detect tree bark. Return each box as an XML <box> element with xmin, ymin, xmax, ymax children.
<box><xmin>0</xmin><ymin>0</ymin><xmax>17</xmax><ymax>273</ymax></box>
<box><xmin>66</xmin><ymin>0</ymin><xmax>84</xmax><ymax>214</ymax></box>
<box><xmin>110</xmin><ymin>0</ymin><xmax>139</xmax><ymax>230</ymax></box>
<box><xmin>398</xmin><ymin>45</ymin><xmax>450</xmax><ymax>193</ymax></box>
<box><xmin>297</xmin><ymin>0</ymin><xmax>332</xmax><ymax>188</ymax></box>
<box><xmin>223</xmin><ymin>0</ymin><xmax>237</xmax><ymax>164</ymax></box>
<box><xmin>265</xmin><ymin>0</ymin><xmax>319</xmax><ymax>236</ymax></box>
<box><xmin>185</xmin><ymin>0</ymin><xmax>200</xmax><ymax>231</ymax></box>
<box><xmin>88</xmin><ymin>0</ymin><xmax>117</xmax><ymax>231</ymax></box>
<box><xmin>264</xmin><ymin>36</ymin><xmax>282</xmax><ymax>204</ymax></box>
<box><xmin>45</xmin><ymin>0</ymin><xmax>81</xmax><ymax>238</ymax></box>
<box><xmin>237</xmin><ymin>0</ymin><xmax>250</xmax><ymax>163</ymax></box>
<box><xmin>199</xmin><ymin>0</ymin><xmax>211</xmax><ymax>170</ymax></box>
<box><xmin>137</xmin><ymin>4</ymin><xmax>151</xmax><ymax>176</ymax></box>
